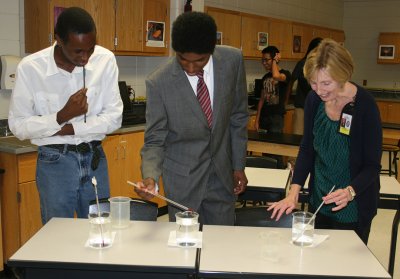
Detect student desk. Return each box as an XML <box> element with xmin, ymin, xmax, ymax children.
<box><xmin>240</xmin><ymin>168</ymin><xmax>291</xmax><ymax>202</ymax></box>
<box><xmin>8</xmin><ymin>218</ymin><xmax>198</xmax><ymax>279</ymax></box>
<box><xmin>247</xmin><ymin>130</ymin><xmax>302</xmax><ymax>157</ymax></box>
<box><xmin>199</xmin><ymin>225</ymin><xmax>390</xmax><ymax>279</ymax></box>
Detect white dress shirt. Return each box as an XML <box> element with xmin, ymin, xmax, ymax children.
<box><xmin>8</xmin><ymin>43</ymin><xmax>123</xmax><ymax>146</ymax></box>
<box><xmin>185</xmin><ymin>56</ymin><xmax>214</xmax><ymax>109</ymax></box>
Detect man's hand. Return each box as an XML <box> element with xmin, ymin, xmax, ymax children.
<box><xmin>57</xmin><ymin>88</ymin><xmax>88</xmax><ymax>124</ymax></box>
<box><xmin>134</xmin><ymin>177</ymin><xmax>157</xmax><ymax>200</ymax></box>
<box><xmin>233</xmin><ymin>170</ymin><xmax>248</xmax><ymax>195</ymax></box>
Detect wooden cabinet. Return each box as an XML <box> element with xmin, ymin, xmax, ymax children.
<box><xmin>24</xmin><ymin>0</ymin><xmax>170</xmax><ymax>56</ymax></box>
<box><xmin>283</xmin><ymin>108</ymin><xmax>294</xmax><ymax>134</ymax></box>
<box><xmin>248</xmin><ymin>114</ymin><xmax>257</xmax><ymax>131</ymax></box>
<box><xmin>0</xmin><ymin>152</ymin><xmax>42</xmax><ymax>261</ymax></box>
<box><xmin>205</xmin><ymin>6</ymin><xmax>345</xmax><ymax>60</ymax></box>
<box><xmin>241</xmin><ymin>14</ymin><xmax>269</xmax><ymax>58</ymax></box>
<box><xmin>205</xmin><ymin>7</ymin><xmax>241</xmax><ymax>49</ymax></box>
<box><xmin>115</xmin><ymin>0</ymin><xmax>170</xmax><ymax>55</ymax></box>
<box><xmin>376</xmin><ymin>100</ymin><xmax>400</xmax><ymax>124</ymax></box>
<box><xmin>268</xmin><ymin>19</ymin><xmax>293</xmax><ymax>59</ymax></box>
<box><xmin>102</xmin><ymin>132</ymin><xmax>167</xmax><ymax>207</ymax></box>
<box><xmin>377</xmin><ymin>33</ymin><xmax>400</xmax><ymax>64</ymax></box>
<box><xmin>291</xmin><ymin>23</ymin><xmax>314</xmax><ymax>60</ymax></box>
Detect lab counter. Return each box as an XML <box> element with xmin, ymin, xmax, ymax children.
<box><xmin>0</xmin><ymin>124</ymin><xmax>146</xmax><ymax>155</ymax></box>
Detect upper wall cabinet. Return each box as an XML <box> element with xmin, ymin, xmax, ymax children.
<box><xmin>291</xmin><ymin>23</ymin><xmax>314</xmax><ymax>60</ymax></box>
<box><xmin>268</xmin><ymin>19</ymin><xmax>293</xmax><ymax>59</ymax></box>
<box><xmin>204</xmin><ymin>7</ymin><xmax>241</xmax><ymax>49</ymax></box>
<box><xmin>205</xmin><ymin>6</ymin><xmax>345</xmax><ymax>60</ymax></box>
<box><xmin>240</xmin><ymin>14</ymin><xmax>269</xmax><ymax>58</ymax></box>
<box><xmin>24</xmin><ymin>0</ymin><xmax>170</xmax><ymax>56</ymax></box>
<box><xmin>115</xmin><ymin>0</ymin><xmax>170</xmax><ymax>55</ymax></box>
<box><xmin>377</xmin><ymin>33</ymin><xmax>400</xmax><ymax>64</ymax></box>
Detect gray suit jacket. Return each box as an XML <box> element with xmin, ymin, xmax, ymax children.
<box><xmin>141</xmin><ymin>46</ymin><xmax>248</xmax><ymax>210</ymax></box>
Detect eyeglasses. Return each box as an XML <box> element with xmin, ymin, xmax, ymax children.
<box><xmin>261</xmin><ymin>58</ymin><xmax>272</xmax><ymax>63</ymax></box>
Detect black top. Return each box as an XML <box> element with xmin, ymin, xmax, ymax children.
<box><xmin>260</xmin><ymin>69</ymin><xmax>291</xmax><ymax>116</ymax></box>
<box><xmin>291</xmin><ymin>58</ymin><xmax>311</xmax><ymax>108</ymax></box>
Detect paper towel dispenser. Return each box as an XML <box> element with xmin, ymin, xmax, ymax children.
<box><xmin>0</xmin><ymin>55</ymin><xmax>21</xmax><ymax>90</ymax></box>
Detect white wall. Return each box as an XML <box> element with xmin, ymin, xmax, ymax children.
<box><xmin>343</xmin><ymin>0</ymin><xmax>400</xmax><ymax>89</ymax></box>
<box><xmin>0</xmin><ymin>0</ymin><xmax>20</xmax><ymax>119</ymax></box>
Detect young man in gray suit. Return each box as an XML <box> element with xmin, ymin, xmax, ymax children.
<box><xmin>136</xmin><ymin>12</ymin><xmax>248</xmax><ymax>225</ymax></box>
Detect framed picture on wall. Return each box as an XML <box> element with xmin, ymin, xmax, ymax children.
<box><xmin>378</xmin><ymin>45</ymin><xmax>395</xmax><ymax>59</ymax></box>
<box><xmin>257</xmin><ymin>32</ymin><xmax>268</xmax><ymax>50</ymax></box>
<box><xmin>293</xmin><ymin>35</ymin><xmax>301</xmax><ymax>53</ymax></box>
<box><xmin>216</xmin><ymin>32</ymin><xmax>223</xmax><ymax>45</ymax></box>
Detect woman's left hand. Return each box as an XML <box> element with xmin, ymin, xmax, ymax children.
<box><xmin>323</xmin><ymin>188</ymin><xmax>351</xmax><ymax>211</ymax></box>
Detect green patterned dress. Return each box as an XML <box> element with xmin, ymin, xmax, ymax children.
<box><xmin>311</xmin><ymin>103</ymin><xmax>357</xmax><ymax>223</ymax></box>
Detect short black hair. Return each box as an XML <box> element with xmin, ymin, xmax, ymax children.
<box><xmin>262</xmin><ymin>46</ymin><xmax>279</xmax><ymax>58</ymax></box>
<box><xmin>54</xmin><ymin>7</ymin><xmax>96</xmax><ymax>43</ymax></box>
<box><xmin>172</xmin><ymin>12</ymin><xmax>217</xmax><ymax>54</ymax></box>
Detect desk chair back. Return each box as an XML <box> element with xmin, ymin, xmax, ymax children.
<box><xmin>89</xmin><ymin>198</ymin><xmax>158</xmax><ymax>221</ymax></box>
<box><xmin>235</xmin><ymin>206</ymin><xmax>295</xmax><ymax>227</ymax></box>
<box><xmin>246</xmin><ymin>156</ymin><xmax>278</xmax><ymax>169</ymax></box>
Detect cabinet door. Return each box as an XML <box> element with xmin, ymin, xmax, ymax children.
<box><xmin>241</xmin><ymin>15</ymin><xmax>269</xmax><ymax>58</ymax></box>
<box><xmin>103</xmin><ymin>135</ymin><xmax>124</xmax><ymax>196</ymax></box>
<box><xmin>142</xmin><ymin>0</ymin><xmax>170</xmax><ymax>55</ymax></box>
<box><xmin>268</xmin><ymin>19</ymin><xmax>292</xmax><ymax>59</ymax></box>
<box><xmin>283</xmin><ymin>109</ymin><xmax>294</xmax><ymax>134</ymax></box>
<box><xmin>330</xmin><ymin>30</ymin><xmax>345</xmax><ymax>45</ymax></box>
<box><xmin>386</xmin><ymin>102</ymin><xmax>400</xmax><ymax>124</ymax></box>
<box><xmin>18</xmin><ymin>181</ymin><xmax>42</xmax><ymax>245</ymax></box>
<box><xmin>312</xmin><ymin>26</ymin><xmax>331</xmax><ymax>39</ymax></box>
<box><xmin>291</xmin><ymin>23</ymin><xmax>314</xmax><ymax>60</ymax></box>
<box><xmin>24</xmin><ymin>0</ymin><xmax>51</xmax><ymax>53</ymax></box>
<box><xmin>115</xmin><ymin>0</ymin><xmax>143</xmax><ymax>53</ymax></box>
<box><xmin>85</xmin><ymin>0</ymin><xmax>115</xmax><ymax>51</ymax></box>
<box><xmin>206</xmin><ymin>7</ymin><xmax>241</xmax><ymax>49</ymax></box>
<box><xmin>376</xmin><ymin>101</ymin><xmax>388</xmax><ymax>123</ymax></box>
<box><xmin>377</xmin><ymin>33</ymin><xmax>400</xmax><ymax>64</ymax></box>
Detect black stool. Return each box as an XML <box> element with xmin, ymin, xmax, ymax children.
<box><xmin>381</xmin><ymin>144</ymin><xmax>399</xmax><ymax>178</ymax></box>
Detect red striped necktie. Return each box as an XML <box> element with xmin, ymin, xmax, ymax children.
<box><xmin>196</xmin><ymin>70</ymin><xmax>212</xmax><ymax>128</ymax></box>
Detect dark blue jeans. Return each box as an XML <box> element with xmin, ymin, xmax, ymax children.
<box><xmin>36</xmin><ymin>145</ymin><xmax>110</xmax><ymax>224</ymax></box>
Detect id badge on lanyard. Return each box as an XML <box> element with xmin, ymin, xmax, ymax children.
<box><xmin>338</xmin><ymin>101</ymin><xmax>355</xmax><ymax>136</ymax></box>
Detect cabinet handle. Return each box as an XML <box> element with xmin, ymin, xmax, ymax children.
<box><xmin>114</xmin><ymin>146</ymin><xmax>119</xmax><ymax>160</ymax></box>
<box><xmin>121</xmin><ymin>145</ymin><xmax>126</xmax><ymax>159</ymax></box>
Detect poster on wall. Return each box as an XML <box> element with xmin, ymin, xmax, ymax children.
<box><xmin>257</xmin><ymin>32</ymin><xmax>268</xmax><ymax>50</ymax></box>
<box><xmin>54</xmin><ymin>7</ymin><xmax>66</xmax><ymax>27</ymax></box>
<box><xmin>146</xmin><ymin>21</ymin><xmax>165</xmax><ymax>47</ymax></box>
<box><xmin>378</xmin><ymin>45</ymin><xmax>395</xmax><ymax>59</ymax></box>
<box><xmin>216</xmin><ymin>31</ymin><xmax>223</xmax><ymax>45</ymax></box>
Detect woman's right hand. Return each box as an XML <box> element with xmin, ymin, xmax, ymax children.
<box><xmin>267</xmin><ymin>184</ymin><xmax>301</xmax><ymax>220</ymax></box>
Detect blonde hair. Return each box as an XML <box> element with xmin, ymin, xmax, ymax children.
<box><xmin>304</xmin><ymin>38</ymin><xmax>354</xmax><ymax>87</ymax></box>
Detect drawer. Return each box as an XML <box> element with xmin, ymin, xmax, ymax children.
<box><xmin>18</xmin><ymin>153</ymin><xmax>37</xmax><ymax>183</ymax></box>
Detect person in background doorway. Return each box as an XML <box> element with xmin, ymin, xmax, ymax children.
<box><xmin>8</xmin><ymin>7</ymin><xmax>123</xmax><ymax>224</ymax></box>
<box><xmin>286</xmin><ymin>37</ymin><xmax>322</xmax><ymax>135</ymax></box>
<box><xmin>135</xmin><ymin>12</ymin><xmax>248</xmax><ymax>225</ymax></box>
<box><xmin>268</xmin><ymin>39</ymin><xmax>382</xmax><ymax>244</ymax></box>
<box><xmin>255</xmin><ymin>46</ymin><xmax>291</xmax><ymax>134</ymax></box>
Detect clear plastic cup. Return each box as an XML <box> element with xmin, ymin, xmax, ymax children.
<box><xmin>109</xmin><ymin>196</ymin><xmax>131</xmax><ymax>229</ymax></box>
<box><xmin>292</xmin><ymin>211</ymin><xmax>314</xmax><ymax>247</ymax></box>
<box><xmin>175</xmin><ymin>211</ymin><xmax>199</xmax><ymax>247</ymax></box>
<box><xmin>88</xmin><ymin>211</ymin><xmax>112</xmax><ymax>248</ymax></box>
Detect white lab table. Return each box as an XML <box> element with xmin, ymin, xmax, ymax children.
<box><xmin>8</xmin><ymin>218</ymin><xmax>198</xmax><ymax>279</ymax></box>
<box><xmin>199</xmin><ymin>225</ymin><xmax>391</xmax><ymax>279</ymax></box>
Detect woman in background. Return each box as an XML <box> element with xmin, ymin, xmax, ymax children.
<box><xmin>268</xmin><ymin>39</ymin><xmax>382</xmax><ymax>244</ymax></box>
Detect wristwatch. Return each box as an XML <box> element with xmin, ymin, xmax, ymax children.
<box><xmin>347</xmin><ymin>186</ymin><xmax>356</xmax><ymax>201</ymax></box>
